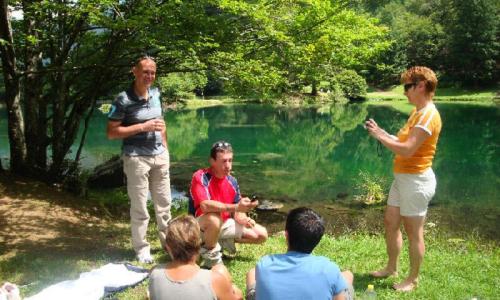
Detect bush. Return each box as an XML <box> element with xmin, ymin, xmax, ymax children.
<box><xmin>354</xmin><ymin>170</ymin><xmax>387</xmax><ymax>205</ymax></box>
<box><xmin>326</xmin><ymin>83</ymin><xmax>349</xmax><ymax>103</ymax></box>
<box><xmin>330</xmin><ymin>69</ymin><xmax>368</xmax><ymax>100</ymax></box>
<box><xmin>157</xmin><ymin>72</ymin><xmax>207</xmax><ymax>104</ymax></box>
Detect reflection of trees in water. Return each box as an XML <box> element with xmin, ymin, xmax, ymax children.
<box><xmin>163</xmin><ymin>103</ymin><xmax>499</xmax><ymax>206</ymax></box>
<box><xmin>168</xmin><ymin>110</ymin><xmax>209</xmax><ymax>161</ymax></box>
<box><xmin>252</xmin><ymin>104</ymin><xmax>369</xmax><ymax>200</ymax></box>
<box><xmin>329</xmin><ymin>103</ymin><xmax>368</xmax><ymax>133</ymax></box>
<box><xmin>330</xmin><ymin>105</ymin><xmax>407</xmax><ymax>185</ymax></box>
<box><xmin>432</xmin><ymin>104</ymin><xmax>499</xmax><ymax>203</ymax></box>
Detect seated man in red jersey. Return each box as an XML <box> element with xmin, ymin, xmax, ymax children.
<box><xmin>189</xmin><ymin>141</ymin><xmax>268</xmax><ymax>268</ymax></box>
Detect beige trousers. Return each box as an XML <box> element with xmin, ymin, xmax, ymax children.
<box><xmin>123</xmin><ymin>151</ymin><xmax>172</xmax><ymax>255</ymax></box>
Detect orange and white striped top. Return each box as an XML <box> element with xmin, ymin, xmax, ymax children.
<box><xmin>394</xmin><ymin>103</ymin><xmax>442</xmax><ymax>174</ymax></box>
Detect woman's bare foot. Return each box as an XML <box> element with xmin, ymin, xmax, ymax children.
<box><xmin>370</xmin><ymin>268</ymin><xmax>398</xmax><ymax>278</ymax></box>
<box><xmin>393</xmin><ymin>279</ymin><xmax>418</xmax><ymax>292</ymax></box>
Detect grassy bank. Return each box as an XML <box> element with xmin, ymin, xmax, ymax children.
<box><xmin>229</xmin><ymin>232</ymin><xmax>499</xmax><ymax>300</ymax></box>
<box><xmin>367</xmin><ymin>85</ymin><xmax>498</xmax><ymax>102</ymax></box>
<box><xmin>2</xmin><ymin>223</ymin><xmax>498</xmax><ymax>299</ymax></box>
<box><xmin>178</xmin><ymin>86</ymin><xmax>498</xmax><ymax>108</ymax></box>
<box><xmin>1</xmin><ymin>175</ymin><xmax>499</xmax><ymax>299</ymax></box>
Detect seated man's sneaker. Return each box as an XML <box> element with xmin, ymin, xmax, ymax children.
<box><xmin>200</xmin><ymin>243</ymin><xmax>222</xmax><ymax>268</ymax></box>
<box><xmin>137</xmin><ymin>251</ymin><xmax>154</xmax><ymax>264</ymax></box>
<box><xmin>219</xmin><ymin>238</ymin><xmax>237</xmax><ymax>258</ymax></box>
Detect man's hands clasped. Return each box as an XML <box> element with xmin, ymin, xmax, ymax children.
<box><xmin>142</xmin><ymin>119</ymin><xmax>166</xmax><ymax>132</ymax></box>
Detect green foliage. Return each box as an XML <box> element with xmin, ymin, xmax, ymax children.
<box><xmin>365</xmin><ymin>1</ymin><xmax>446</xmax><ymax>86</ymax></box>
<box><xmin>361</xmin><ymin>0</ymin><xmax>498</xmax><ymax>87</ymax></box>
<box><xmin>330</xmin><ymin>69</ymin><xmax>368</xmax><ymax>100</ymax></box>
<box><xmin>444</xmin><ymin>0</ymin><xmax>499</xmax><ymax>86</ymax></box>
<box><xmin>211</xmin><ymin>1</ymin><xmax>389</xmax><ymax>99</ymax></box>
<box><xmin>171</xmin><ymin>197</ymin><xmax>189</xmax><ymax>216</ymax></box>
<box><xmin>213</xmin><ymin>53</ymin><xmax>288</xmax><ymax>100</ymax></box>
<box><xmin>354</xmin><ymin>170</ymin><xmax>387</xmax><ymax>205</ymax></box>
<box><xmin>157</xmin><ymin>72</ymin><xmax>207</xmax><ymax>103</ymax></box>
<box><xmin>98</xmin><ymin>104</ymin><xmax>111</xmax><ymax>114</ymax></box>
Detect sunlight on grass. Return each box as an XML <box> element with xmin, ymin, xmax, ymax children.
<box><xmin>2</xmin><ymin>224</ymin><xmax>498</xmax><ymax>299</ymax></box>
<box><xmin>367</xmin><ymin>85</ymin><xmax>497</xmax><ymax>102</ymax></box>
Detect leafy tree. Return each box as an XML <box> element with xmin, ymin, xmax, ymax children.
<box><xmin>211</xmin><ymin>0</ymin><xmax>389</xmax><ymax>98</ymax></box>
<box><xmin>0</xmin><ymin>0</ymin><xmax>262</xmax><ymax>179</ymax></box>
<box><xmin>158</xmin><ymin>72</ymin><xmax>208</xmax><ymax>103</ymax></box>
<box><xmin>360</xmin><ymin>0</ymin><xmax>498</xmax><ymax>87</ymax></box>
<box><xmin>364</xmin><ymin>1</ymin><xmax>446</xmax><ymax>86</ymax></box>
<box><xmin>444</xmin><ymin>0</ymin><xmax>499</xmax><ymax>86</ymax></box>
<box><xmin>0</xmin><ymin>0</ymin><xmax>391</xmax><ymax>181</ymax></box>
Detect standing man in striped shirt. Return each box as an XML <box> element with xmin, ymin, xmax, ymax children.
<box><xmin>107</xmin><ymin>56</ymin><xmax>172</xmax><ymax>264</ymax></box>
<box><xmin>189</xmin><ymin>141</ymin><xmax>268</xmax><ymax>268</ymax></box>
<box><xmin>365</xmin><ymin>66</ymin><xmax>442</xmax><ymax>292</ymax></box>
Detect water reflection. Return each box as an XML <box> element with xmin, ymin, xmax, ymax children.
<box><xmin>0</xmin><ymin>102</ymin><xmax>498</xmax><ymax>208</ymax></box>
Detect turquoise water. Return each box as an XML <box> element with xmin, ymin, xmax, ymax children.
<box><xmin>0</xmin><ymin>103</ymin><xmax>499</xmax><ymax>207</ymax></box>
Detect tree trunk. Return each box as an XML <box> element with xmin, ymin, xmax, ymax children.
<box><xmin>311</xmin><ymin>81</ymin><xmax>318</xmax><ymax>96</ymax></box>
<box><xmin>47</xmin><ymin>14</ymin><xmax>89</xmax><ymax>179</ymax></box>
<box><xmin>23</xmin><ymin>0</ymin><xmax>46</xmax><ymax>174</ymax></box>
<box><xmin>0</xmin><ymin>0</ymin><xmax>27</xmax><ymax>173</ymax></box>
<box><xmin>49</xmin><ymin>73</ymin><xmax>69</xmax><ymax>179</ymax></box>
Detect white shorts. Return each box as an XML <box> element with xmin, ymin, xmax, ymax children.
<box><xmin>388</xmin><ymin>168</ymin><xmax>436</xmax><ymax>217</ymax></box>
<box><xmin>196</xmin><ymin>216</ymin><xmax>244</xmax><ymax>240</ymax></box>
<box><xmin>219</xmin><ymin>218</ymin><xmax>244</xmax><ymax>240</ymax></box>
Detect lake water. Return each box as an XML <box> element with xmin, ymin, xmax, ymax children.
<box><xmin>1</xmin><ymin>102</ymin><xmax>498</xmax><ymax>209</ymax></box>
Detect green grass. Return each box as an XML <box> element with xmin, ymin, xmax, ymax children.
<box><xmin>182</xmin><ymin>99</ymin><xmax>226</xmax><ymax>109</ymax></box>
<box><xmin>366</xmin><ymin>99</ymin><xmax>414</xmax><ymax>114</ymax></box>
<box><xmin>3</xmin><ymin>223</ymin><xmax>497</xmax><ymax>300</ymax></box>
<box><xmin>227</xmin><ymin>232</ymin><xmax>499</xmax><ymax>300</ymax></box>
<box><xmin>180</xmin><ymin>96</ymin><xmax>255</xmax><ymax>109</ymax></box>
<box><xmin>366</xmin><ymin>85</ymin><xmax>498</xmax><ymax>115</ymax></box>
<box><xmin>367</xmin><ymin>85</ymin><xmax>498</xmax><ymax>102</ymax></box>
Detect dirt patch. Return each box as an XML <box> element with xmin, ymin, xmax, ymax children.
<box><xmin>0</xmin><ymin>174</ymin><xmax>130</xmax><ymax>260</ymax></box>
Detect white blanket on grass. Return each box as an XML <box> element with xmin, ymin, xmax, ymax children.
<box><xmin>25</xmin><ymin>263</ymin><xmax>148</xmax><ymax>300</ymax></box>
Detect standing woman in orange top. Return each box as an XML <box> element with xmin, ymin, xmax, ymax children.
<box><xmin>365</xmin><ymin>66</ymin><xmax>442</xmax><ymax>292</ymax></box>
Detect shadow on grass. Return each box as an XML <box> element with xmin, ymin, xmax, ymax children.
<box><xmin>225</xmin><ymin>254</ymin><xmax>257</xmax><ymax>265</ymax></box>
<box><xmin>0</xmin><ymin>173</ymin><xmax>139</xmax><ymax>297</ymax></box>
<box><xmin>352</xmin><ymin>272</ymin><xmax>395</xmax><ymax>295</ymax></box>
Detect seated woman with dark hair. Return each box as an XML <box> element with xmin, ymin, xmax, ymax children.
<box><xmin>149</xmin><ymin>215</ymin><xmax>243</xmax><ymax>300</ymax></box>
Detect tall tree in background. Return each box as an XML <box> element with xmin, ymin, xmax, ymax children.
<box><xmin>359</xmin><ymin>0</ymin><xmax>498</xmax><ymax>87</ymax></box>
<box><xmin>212</xmin><ymin>0</ymin><xmax>388</xmax><ymax>98</ymax></box>
<box><xmin>363</xmin><ymin>0</ymin><xmax>446</xmax><ymax>87</ymax></box>
<box><xmin>445</xmin><ymin>0</ymin><xmax>499</xmax><ymax>86</ymax></box>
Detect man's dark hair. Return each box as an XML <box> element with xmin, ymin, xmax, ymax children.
<box><xmin>286</xmin><ymin>207</ymin><xmax>325</xmax><ymax>254</ymax></box>
<box><xmin>210</xmin><ymin>140</ymin><xmax>233</xmax><ymax>160</ymax></box>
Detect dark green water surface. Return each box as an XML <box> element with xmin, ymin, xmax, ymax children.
<box><xmin>1</xmin><ymin>103</ymin><xmax>499</xmax><ymax>208</ymax></box>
